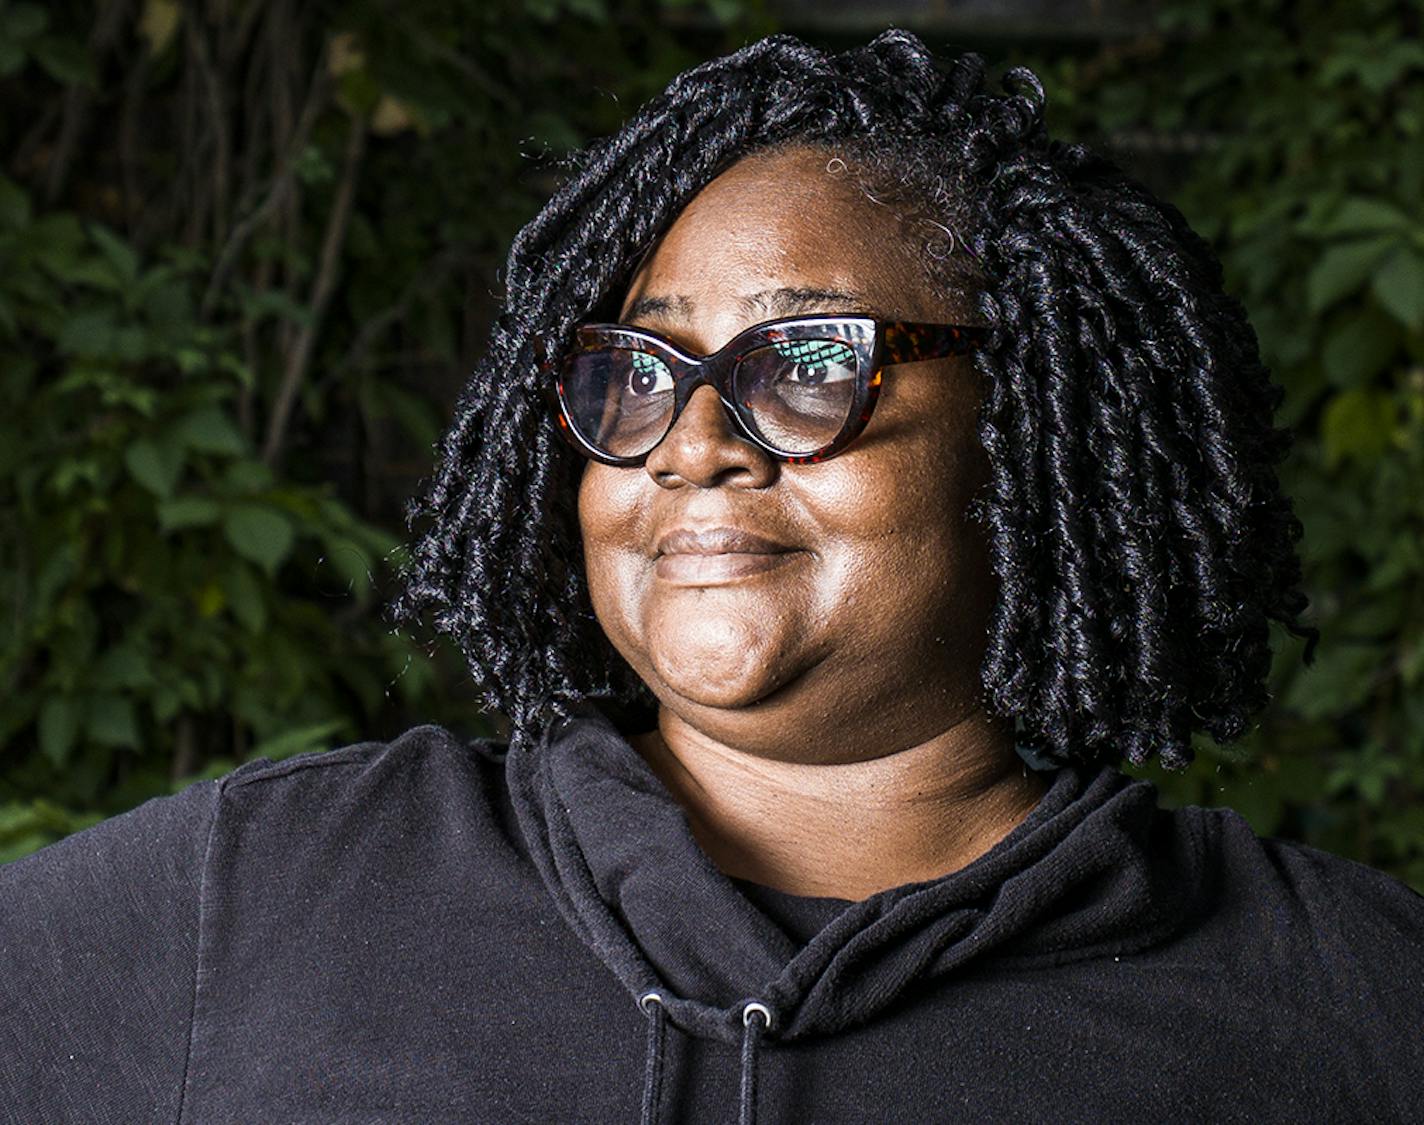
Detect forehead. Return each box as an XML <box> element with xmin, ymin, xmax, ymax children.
<box><xmin>620</xmin><ymin>147</ymin><xmax>945</xmax><ymax>324</ymax></box>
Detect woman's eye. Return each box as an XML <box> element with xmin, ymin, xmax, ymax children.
<box><xmin>771</xmin><ymin>340</ymin><xmax>856</xmax><ymax>385</ymax></box>
<box><xmin>786</xmin><ymin>361</ymin><xmax>854</xmax><ymax>385</ymax></box>
<box><xmin>625</xmin><ymin>351</ymin><xmax>674</xmax><ymax>396</ymax></box>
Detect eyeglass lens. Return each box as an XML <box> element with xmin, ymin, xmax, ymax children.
<box><xmin>560</xmin><ymin>335</ymin><xmax>861</xmax><ymax>459</ymax></box>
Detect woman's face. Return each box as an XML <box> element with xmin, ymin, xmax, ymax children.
<box><xmin>578</xmin><ymin>146</ymin><xmax>1001</xmax><ymax>764</ymax></box>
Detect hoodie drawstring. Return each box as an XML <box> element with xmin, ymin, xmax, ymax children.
<box><xmin>739</xmin><ymin>1001</ymin><xmax>772</xmax><ymax>1125</ymax></box>
<box><xmin>639</xmin><ymin>992</ymin><xmax>666</xmax><ymax>1125</ymax></box>
<box><xmin>637</xmin><ymin>993</ymin><xmax>774</xmax><ymax>1125</ymax></box>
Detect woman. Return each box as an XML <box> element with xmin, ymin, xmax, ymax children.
<box><xmin>4</xmin><ymin>30</ymin><xmax>1422</xmax><ymax>1124</ymax></box>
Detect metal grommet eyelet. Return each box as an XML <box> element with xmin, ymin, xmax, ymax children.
<box><xmin>742</xmin><ymin>1001</ymin><xmax>773</xmax><ymax>1030</ymax></box>
<box><xmin>639</xmin><ymin>990</ymin><xmax>664</xmax><ymax>1014</ymax></box>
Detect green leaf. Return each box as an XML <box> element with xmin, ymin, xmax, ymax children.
<box><xmin>1367</xmin><ymin>533</ymin><xmax>1424</xmax><ymax>593</ymax></box>
<box><xmin>38</xmin><ymin>696</ymin><xmax>80</xmax><ymax>768</ymax></box>
<box><xmin>1284</xmin><ymin>644</ymin><xmax>1381</xmax><ymax>719</ymax></box>
<box><xmin>222</xmin><ymin>564</ymin><xmax>267</xmax><ymax>632</ymax></box>
<box><xmin>33</xmin><ymin>541</ymin><xmax>78</xmax><ymax>610</ymax></box>
<box><xmin>248</xmin><ymin>720</ymin><xmax>345</xmax><ymax>762</ymax></box>
<box><xmin>157</xmin><ymin>495</ymin><xmax>222</xmax><ymax>531</ymax></box>
<box><xmin>239</xmin><ymin>288</ymin><xmax>314</xmax><ymax>328</ymax></box>
<box><xmin>50</xmin><ymin>457</ymin><xmax>101</xmax><ymax>495</ymax></box>
<box><xmin>1403</xmin><ymin>634</ymin><xmax>1424</xmax><ymax>686</ymax></box>
<box><xmin>1307</xmin><ymin>237</ymin><xmax>1396</xmax><ymax>312</ymax></box>
<box><xmin>0</xmin><ymin>174</ymin><xmax>30</xmax><ymax>229</ymax></box>
<box><xmin>565</xmin><ymin>0</ymin><xmax>608</xmax><ymax>19</ymax></box>
<box><xmin>29</xmin><ymin>34</ymin><xmax>95</xmax><ymax>86</ymax></box>
<box><xmin>85</xmin><ymin>694</ymin><xmax>140</xmax><ymax>748</ymax></box>
<box><xmin>1355</xmin><ymin>41</ymin><xmax>1424</xmax><ymax>93</ymax></box>
<box><xmin>57</xmin><ymin>310</ymin><xmax>116</xmax><ymax>355</ymax></box>
<box><xmin>111</xmin><ymin>324</ymin><xmax>150</xmax><ymax>361</ymax></box>
<box><xmin>1321</xmin><ymin>388</ymin><xmax>1397</xmax><ymax>469</ymax></box>
<box><xmin>293</xmin><ymin>145</ymin><xmax>334</xmax><ymax>186</ymax></box>
<box><xmin>87</xmin><ymin>223</ymin><xmax>140</xmax><ymax>286</ymax></box>
<box><xmin>223</xmin><ymin>505</ymin><xmax>295</xmax><ymax>574</ymax></box>
<box><xmin>706</xmin><ymin>0</ymin><xmax>742</xmax><ymax>26</ymax></box>
<box><xmin>0</xmin><ymin>803</ymin><xmax>37</xmax><ymax>837</ymax></box>
<box><xmin>220</xmin><ymin>459</ymin><xmax>274</xmax><ymax>494</ymax></box>
<box><xmin>141</xmin><ymin>276</ymin><xmax>192</xmax><ymax>328</ymax></box>
<box><xmin>93</xmin><ymin>645</ymin><xmax>156</xmax><ymax>691</ymax></box>
<box><xmin>30</xmin><ymin>35</ymin><xmax>96</xmax><ymax>86</ymax></box>
<box><xmin>1334</xmin><ymin>589</ymin><xmax>1407</xmax><ymax>638</ymax></box>
<box><xmin>359</xmin><ymin>525</ymin><xmax>402</xmax><ymax>564</ymax></box>
<box><xmin>1373</xmin><ymin>249</ymin><xmax>1424</xmax><ymax>329</ymax></box>
<box><xmin>1317</xmin><ymin>197</ymin><xmax>1411</xmax><ymax>237</ymax></box>
<box><xmin>217</xmin><ymin>352</ymin><xmax>255</xmax><ymax>389</ymax></box>
<box><xmin>1321</xmin><ymin>308</ymin><xmax>1399</xmax><ymax>388</ymax></box>
<box><xmin>172</xmin><ymin>406</ymin><xmax>247</xmax><ymax>456</ymax></box>
<box><xmin>29</xmin><ymin>213</ymin><xmax>86</xmax><ymax>271</ymax></box>
<box><xmin>325</xmin><ymin>537</ymin><xmax>374</xmax><ymax>601</ymax></box>
<box><xmin>124</xmin><ymin>438</ymin><xmax>185</xmax><ymax>498</ymax></box>
<box><xmin>1326</xmin><ymin>740</ymin><xmax>1405</xmax><ymax>804</ymax></box>
<box><xmin>46</xmin><ymin>255</ymin><xmax>123</xmax><ymax>291</ymax></box>
<box><xmin>152</xmin><ymin>685</ymin><xmax>182</xmax><ymax>724</ymax></box>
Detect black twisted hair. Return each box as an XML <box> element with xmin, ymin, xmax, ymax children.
<box><xmin>390</xmin><ymin>29</ymin><xmax>1319</xmax><ymax>771</ymax></box>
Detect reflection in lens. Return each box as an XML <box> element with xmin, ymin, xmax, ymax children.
<box><xmin>736</xmin><ymin>338</ymin><xmax>858</xmax><ymax>453</ymax></box>
<box><xmin>562</xmin><ymin>348</ymin><xmax>675</xmax><ymax>458</ymax></box>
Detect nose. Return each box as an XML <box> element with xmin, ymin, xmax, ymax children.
<box><xmin>643</xmin><ymin>385</ymin><xmax>777</xmax><ymax>489</ymax></box>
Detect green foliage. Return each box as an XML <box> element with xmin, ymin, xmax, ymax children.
<box><xmin>1034</xmin><ymin>0</ymin><xmax>1424</xmax><ymax>889</ymax></box>
<box><xmin>0</xmin><ymin>0</ymin><xmax>767</xmax><ymax>862</ymax></box>
<box><xmin>0</xmin><ymin>191</ymin><xmax>429</xmax><ymax>855</ymax></box>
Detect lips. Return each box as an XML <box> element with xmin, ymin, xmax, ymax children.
<box><xmin>654</xmin><ymin>526</ymin><xmax>793</xmax><ymax>558</ymax></box>
<box><xmin>652</xmin><ymin>526</ymin><xmax>801</xmax><ymax>585</ymax></box>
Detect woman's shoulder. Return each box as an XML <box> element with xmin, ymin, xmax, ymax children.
<box><xmin>1</xmin><ymin>724</ymin><xmax>511</xmax><ymax>892</ymax></box>
<box><xmin>0</xmin><ymin>723</ymin><xmax>517</xmax><ymax>990</ymax></box>
<box><xmin>215</xmin><ymin>723</ymin><xmax>508</xmax><ymax>810</ymax></box>
<box><xmin>1177</xmin><ymin>798</ymin><xmax>1424</xmax><ymax>920</ymax></box>
<box><xmin>0</xmin><ymin>725</ymin><xmax>515</xmax><ymax>1111</ymax></box>
<box><xmin>208</xmin><ymin>723</ymin><xmax>515</xmax><ymax>857</ymax></box>
<box><xmin>1164</xmin><ymin>799</ymin><xmax>1424</xmax><ymax>988</ymax></box>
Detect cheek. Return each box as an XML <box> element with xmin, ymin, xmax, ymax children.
<box><xmin>577</xmin><ymin>465</ymin><xmax>650</xmax><ymax>651</ymax></box>
<box><xmin>808</xmin><ymin>413</ymin><xmax>990</xmax><ymax>621</ymax></box>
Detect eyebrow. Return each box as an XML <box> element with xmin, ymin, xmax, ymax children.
<box><xmin>623</xmin><ymin>286</ymin><xmax>874</xmax><ymax>325</ymax></box>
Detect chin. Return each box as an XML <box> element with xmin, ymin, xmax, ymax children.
<box><xmin>660</xmin><ymin>679</ymin><xmax>766</xmax><ymax>712</ymax></box>
<box><xmin>646</xmin><ymin>621</ymin><xmax>800</xmax><ymax>712</ymax></box>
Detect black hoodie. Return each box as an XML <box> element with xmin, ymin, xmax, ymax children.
<box><xmin>3</xmin><ymin>710</ymin><xmax>1422</xmax><ymax>1123</ymax></box>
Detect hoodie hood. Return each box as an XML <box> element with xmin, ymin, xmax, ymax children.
<box><xmin>505</xmin><ymin>705</ymin><xmax>1207</xmax><ymax>1122</ymax></box>
<box><xmin>507</xmin><ymin>705</ymin><xmax>1206</xmax><ymax>1043</ymax></box>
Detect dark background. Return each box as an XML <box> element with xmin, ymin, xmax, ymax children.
<box><xmin>2</xmin><ymin>0</ymin><xmax>1421</xmax><ymax>891</ymax></box>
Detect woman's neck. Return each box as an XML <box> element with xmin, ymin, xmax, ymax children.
<box><xmin>630</xmin><ymin>709</ymin><xmax>1049</xmax><ymax>902</ymax></box>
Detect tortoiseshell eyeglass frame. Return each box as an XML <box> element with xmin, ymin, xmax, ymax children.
<box><xmin>545</xmin><ymin>314</ymin><xmax>989</xmax><ymax>466</ymax></box>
